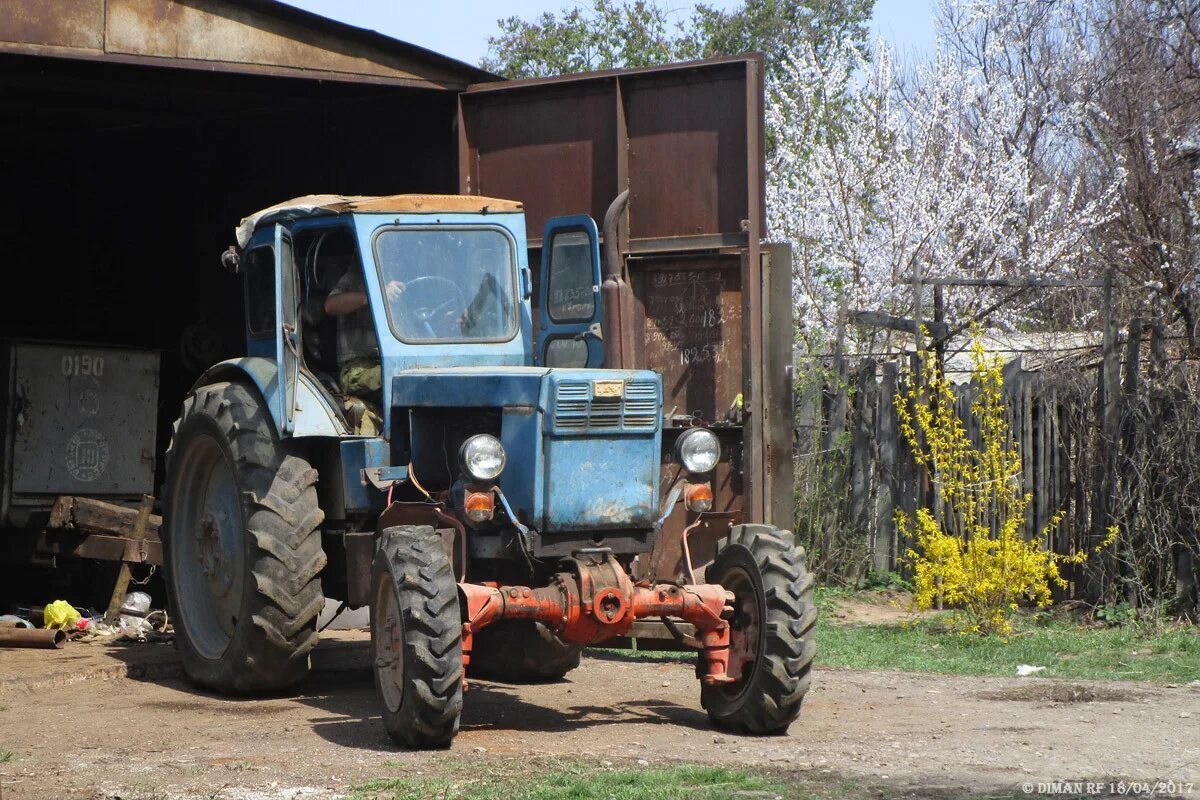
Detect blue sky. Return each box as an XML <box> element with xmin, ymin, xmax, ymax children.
<box><xmin>278</xmin><ymin>0</ymin><xmax>936</xmax><ymax>66</ymax></box>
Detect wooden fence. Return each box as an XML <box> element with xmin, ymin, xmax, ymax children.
<box><xmin>792</xmin><ymin>321</ymin><xmax>1199</xmax><ymax>606</ymax></box>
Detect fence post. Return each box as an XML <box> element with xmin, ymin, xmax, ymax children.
<box><xmin>875</xmin><ymin>362</ymin><xmax>899</xmax><ymax>572</ymax></box>
<box><xmin>1088</xmin><ymin>267</ymin><xmax>1120</xmax><ymax>602</ymax></box>
<box><xmin>850</xmin><ymin>358</ymin><xmax>875</xmax><ymax>578</ymax></box>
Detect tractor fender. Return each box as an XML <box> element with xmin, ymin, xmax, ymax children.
<box><xmin>191</xmin><ymin>357</ymin><xmax>349</xmax><ymax>439</ymax></box>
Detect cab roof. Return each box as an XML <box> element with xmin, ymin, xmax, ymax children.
<box><xmin>236</xmin><ymin>194</ymin><xmax>524</xmax><ymax>248</ymax></box>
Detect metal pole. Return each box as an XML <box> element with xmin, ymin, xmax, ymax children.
<box><xmin>0</xmin><ymin>628</ymin><xmax>66</xmax><ymax>649</ymax></box>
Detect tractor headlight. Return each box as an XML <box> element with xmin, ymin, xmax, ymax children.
<box><xmin>459</xmin><ymin>434</ymin><xmax>507</xmax><ymax>481</ymax></box>
<box><xmin>675</xmin><ymin>428</ymin><xmax>720</xmax><ymax>474</ymax></box>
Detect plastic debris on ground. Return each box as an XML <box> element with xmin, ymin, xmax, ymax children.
<box><xmin>9</xmin><ymin>593</ymin><xmax>173</xmax><ymax>644</ymax></box>
<box><xmin>1016</xmin><ymin>664</ymin><xmax>1046</xmax><ymax>677</ymax></box>
<box><xmin>42</xmin><ymin>599</ymin><xmax>82</xmax><ymax>630</ymax></box>
<box><xmin>120</xmin><ymin>591</ymin><xmax>152</xmax><ymax>617</ymax></box>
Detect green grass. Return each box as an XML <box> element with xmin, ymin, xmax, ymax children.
<box><xmin>817</xmin><ymin>593</ymin><xmax>1200</xmax><ymax>683</ymax></box>
<box><xmin>346</xmin><ymin>760</ymin><xmax>827</xmax><ymax>800</ymax></box>
<box><xmin>0</xmin><ymin>751</ymin><xmax>12</xmax><ymax>764</ymax></box>
<box><xmin>600</xmin><ymin>591</ymin><xmax>1199</xmax><ymax>683</ymax></box>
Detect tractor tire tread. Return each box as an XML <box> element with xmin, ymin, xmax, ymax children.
<box><xmin>374</xmin><ymin>526</ymin><xmax>463</xmax><ymax>748</ymax></box>
<box><xmin>703</xmin><ymin>524</ymin><xmax>817</xmax><ymax>735</ymax></box>
<box><xmin>163</xmin><ymin>380</ymin><xmax>325</xmax><ymax>694</ymax></box>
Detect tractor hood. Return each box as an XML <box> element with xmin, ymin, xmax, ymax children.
<box><xmin>391</xmin><ymin>366</ymin><xmax>663</xmax><ymax>532</ymax></box>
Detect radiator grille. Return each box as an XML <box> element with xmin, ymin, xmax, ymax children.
<box><xmin>552</xmin><ymin>379</ymin><xmax>659</xmax><ymax>433</ymax></box>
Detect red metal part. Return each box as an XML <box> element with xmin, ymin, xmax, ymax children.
<box><xmin>459</xmin><ymin>557</ymin><xmax>737</xmax><ymax>686</ymax></box>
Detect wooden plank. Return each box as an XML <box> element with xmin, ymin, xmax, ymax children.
<box><xmin>1087</xmin><ymin>269</ymin><xmax>1120</xmax><ymax>601</ymax></box>
<box><xmin>48</xmin><ymin>495</ymin><xmax>161</xmax><ymax>541</ymax></box>
<box><xmin>1022</xmin><ymin>371</ymin><xmax>1034</xmax><ymax>541</ymax></box>
<box><xmin>36</xmin><ymin>530</ymin><xmax>163</xmax><ymax>565</ymax></box>
<box><xmin>104</xmin><ymin>495</ymin><xmax>155</xmax><ymax>624</ymax></box>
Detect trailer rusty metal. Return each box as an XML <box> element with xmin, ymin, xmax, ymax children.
<box><xmin>457</xmin><ymin>55</ymin><xmax>791</xmax><ymax>552</ymax></box>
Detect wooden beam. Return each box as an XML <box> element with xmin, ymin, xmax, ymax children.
<box><xmin>852</xmin><ymin>310</ymin><xmax>949</xmax><ymax>339</ymax></box>
<box><xmin>48</xmin><ymin>496</ymin><xmax>161</xmax><ymax>541</ymax></box>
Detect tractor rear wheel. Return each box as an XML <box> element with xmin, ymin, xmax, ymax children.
<box><xmin>372</xmin><ymin>525</ymin><xmax>464</xmax><ymax>748</ymax></box>
<box><xmin>163</xmin><ymin>381</ymin><xmax>326</xmax><ymax>693</ymax></box>
<box><xmin>701</xmin><ymin>524</ymin><xmax>816</xmax><ymax>734</ymax></box>
<box><xmin>469</xmin><ymin>620</ymin><xmax>583</xmax><ymax>683</ymax></box>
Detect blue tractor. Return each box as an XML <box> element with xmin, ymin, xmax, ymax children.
<box><xmin>162</xmin><ymin>192</ymin><xmax>815</xmax><ymax>748</ymax></box>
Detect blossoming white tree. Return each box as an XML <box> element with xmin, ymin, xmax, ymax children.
<box><xmin>769</xmin><ymin>0</ymin><xmax>1125</xmax><ymax>351</ymax></box>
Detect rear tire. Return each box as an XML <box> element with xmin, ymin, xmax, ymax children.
<box><xmin>469</xmin><ymin>620</ymin><xmax>583</xmax><ymax>683</ymax></box>
<box><xmin>372</xmin><ymin>525</ymin><xmax>464</xmax><ymax>748</ymax></box>
<box><xmin>163</xmin><ymin>381</ymin><xmax>326</xmax><ymax>693</ymax></box>
<box><xmin>701</xmin><ymin>524</ymin><xmax>816</xmax><ymax>734</ymax></box>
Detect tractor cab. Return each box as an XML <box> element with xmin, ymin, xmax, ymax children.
<box><xmin>224</xmin><ymin>194</ymin><xmax>665</xmax><ymax>545</ymax></box>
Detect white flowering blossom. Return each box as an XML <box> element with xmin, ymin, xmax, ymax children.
<box><xmin>768</xmin><ymin>0</ymin><xmax>1125</xmax><ymax>349</ymax></box>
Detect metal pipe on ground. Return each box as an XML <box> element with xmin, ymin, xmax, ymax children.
<box><xmin>0</xmin><ymin>628</ymin><xmax>66</xmax><ymax>649</ymax></box>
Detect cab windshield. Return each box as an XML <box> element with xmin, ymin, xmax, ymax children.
<box><xmin>373</xmin><ymin>227</ymin><xmax>518</xmax><ymax>343</ymax></box>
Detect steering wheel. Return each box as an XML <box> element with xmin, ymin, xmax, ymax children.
<box><xmin>394</xmin><ymin>276</ymin><xmax>467</xmax><ymax>338</ymax></box>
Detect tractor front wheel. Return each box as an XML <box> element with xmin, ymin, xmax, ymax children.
<box><xmin>163</xmin><ymin>381</ymin><xmax>326</xmax><ymax>693</ymax></box>
<box><xmin>371</xmin><ymin>525</ymin><xmax>464</xmax><ymax>748</ymax></box>
<box><xmin>701</xmin><ymin>524</ymin><xmax>817</xmax><ymax>734</ymax></box>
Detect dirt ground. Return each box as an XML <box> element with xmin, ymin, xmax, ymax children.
<box><xmin>1</xmin><ymin>631</ymin><xmax>1198</xmax><ymax>800</ymax></box>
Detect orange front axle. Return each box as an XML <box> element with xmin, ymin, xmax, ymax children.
<box><xmin>459</xmin><ymin>558</ymin><xmax>737</xmax><ymax>686</ymax></box>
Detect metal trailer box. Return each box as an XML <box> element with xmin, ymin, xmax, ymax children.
<box><xmin>1</xmin><ymin>342</ymin><xmax>160</xmax><ymax>528</ymax></box>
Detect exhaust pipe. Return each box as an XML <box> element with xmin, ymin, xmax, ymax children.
<box><xmin>601</xmin><ymin>190</ymin><xmax>630</xmax><ymax>370</ymax></box>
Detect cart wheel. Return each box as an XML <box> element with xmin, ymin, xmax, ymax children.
<box><xmin>701</xmin><ymin>524</ymin><xmax>816</xmax><ymax>734</ymax></box>
<box><xmin>372</xmin><ymin>525</ymin><xmax>463</xmax><ymax>748</ymax></box>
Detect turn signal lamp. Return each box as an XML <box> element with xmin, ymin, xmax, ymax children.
<box><xmin>684</xmin><ymin>482</ymin><xmax>714</xmax><ymax>513</ymax></box>
<box><xmin>464</xmin><ymin>491</ymin><xmax>495</xmax><ymax>522</ymax></box>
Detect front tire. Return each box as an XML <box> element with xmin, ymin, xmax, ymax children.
<box><xmin>371</xmin><ymin>525</ymin><xmax>464</xmax><ymax>748</ymax></box>
<box><xmin>701</xmin><ymin>524</ymin><xmax>816</xmax><ymax>734</ymax></box>
<box><xmin>162</xmin><ymin>381</ymin><xmax>326</xmax><ymax>693</ymax></box>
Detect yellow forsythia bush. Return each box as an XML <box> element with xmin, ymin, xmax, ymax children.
<box><xmin>895</xmin><ymin>332</ymin><xmax>1111</xmax><ymax>636</ymax></box>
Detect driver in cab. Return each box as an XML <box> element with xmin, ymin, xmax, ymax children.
<box><xmin>323</xmin><ymin>268</ymin><xmax>405</xmax><ymax>435</ymax></box>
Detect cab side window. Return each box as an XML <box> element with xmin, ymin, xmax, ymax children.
<box><xmin>546</xmin><ymin>230</ymin><xmax>596</xmax><ymax>323</ymax></box>
<box><xmin>244</xmin><ymin>246</ymin><xmax>275</xmax><ymax>336</ymax></box>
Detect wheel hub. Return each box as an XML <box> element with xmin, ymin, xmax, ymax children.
<box><xmin>196</xmin><ymin>511</ymin><xmax>234</xmax><ymax>595</ymax></box>
<box><xmin>374</xmin><ymin>579</ymin><xmax>405</xmax><ymax>714</ymax></box>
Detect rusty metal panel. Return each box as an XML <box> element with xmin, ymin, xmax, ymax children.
<box><xmin>460</xmin><ymin>56</ymin><xmax>771</xmax><ymax>524</ymax></box>
<box><xmin>634</xmin><ymin>256</ymin><xmax>744</xmax><ymax>423</ymax></box>
<box><xmin>0</xmin><ymin>0</ymin><xmax>104</xmax><ymax>51</ymax></box>
<box><xmin>460</xmin><ymin>81</ymin><xmax>618</xmax><ymax>239</ymax></box>
<box><xmin>762</xmin><ymin>244</ymin><xmax>795</xmax><ymax>531</ymax></box>
<box><xmin>106</xmin><ymin>0</ymin><xmax>444</xmax><ymax>83</ymax></box>
<box><xmin>623</xmin><ymin>66</ymin><xmax>750</xmax><ymax>239</ymax></box>
<box><xmin>5</xmin><ymin>343</ymin><xmax>159</xmax><ymax>503</ymax></box>
<box><xmin>0</xmin><ymin>0</ymin><xmax>489</xmax><ymax>89</ymax></box>
<box><xmin>459</xmin><ymin>57</ymin><xmax>763</xmax><ymax>244</ymax></box>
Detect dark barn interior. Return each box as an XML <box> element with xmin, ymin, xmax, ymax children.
<box><xmin>0</xmin><ymin>54</ymin><xmax>459</xmax><ymax>465</ymax></box>
<box><xmin>0</xmin><ymin>0</ymin><xmax>488</xmax><ymax>608</ymax></box>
